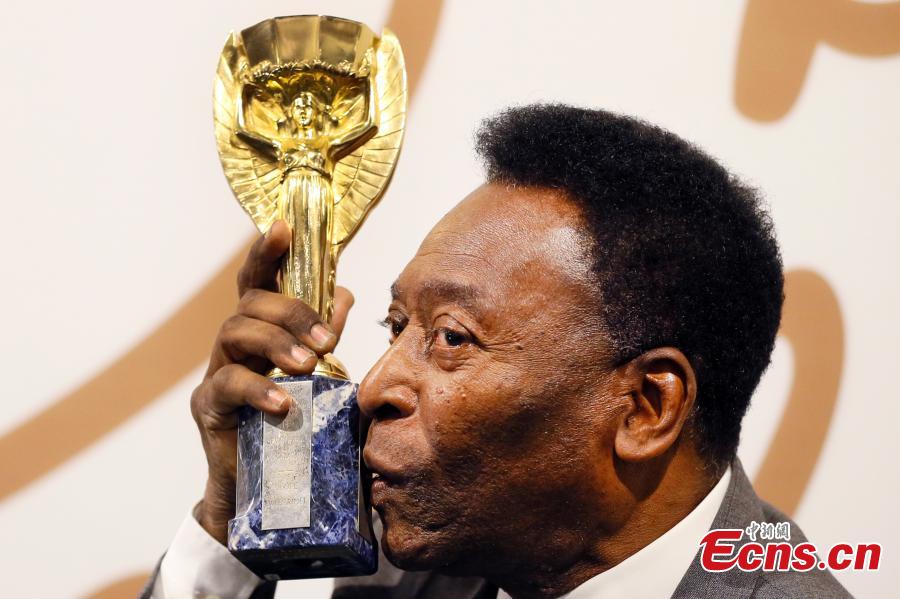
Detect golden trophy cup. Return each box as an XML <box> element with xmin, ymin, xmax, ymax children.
<box><xmin>213</xmin><ymin>15</ymin><xmax>406</xmax><ymax>579</ymax></box>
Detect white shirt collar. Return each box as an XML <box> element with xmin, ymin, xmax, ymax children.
<box><xmin>498</xmin><ymin>467</ymin><xmax>732</xmax><ymax>599</ymax></box>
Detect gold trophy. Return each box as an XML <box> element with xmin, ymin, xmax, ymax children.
<box><xmin>213</xmin><ymin>15</ymin><xmax>406</xmax><ymax>579</ymax></box>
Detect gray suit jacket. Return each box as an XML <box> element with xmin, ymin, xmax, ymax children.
<box><xmin>143</xmin><ymin>460</ymin><xmax>851</xmax><ymax>598</ymax></box>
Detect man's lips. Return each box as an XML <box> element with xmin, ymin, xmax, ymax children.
<box><xmin>365</xmin><ymin>450</ymin><xmax>410</xmax><ymax>507</ymax></box>
<box><xmin>363</xmin><ymin>448</ymin><xmax>409</xmax><ymax>486</ymax></box>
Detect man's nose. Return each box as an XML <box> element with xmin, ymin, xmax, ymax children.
<box><xmin>357</xmin><ymin>341</ymin><xmax>417</xmax><ymax>421</ymax></box>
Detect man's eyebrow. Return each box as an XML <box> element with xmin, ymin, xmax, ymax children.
<box><xmin>390</xmin><ymin>279</ymin><xmax>484</xmax><ymax>314</ymax></box>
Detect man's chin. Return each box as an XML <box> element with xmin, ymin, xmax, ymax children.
<box><xmin>379</xmin><ymin>516</ymin><xmax>462</xmax><ymax>572</ymax></box>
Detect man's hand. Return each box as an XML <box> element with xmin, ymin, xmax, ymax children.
<box><xmin>191</xmin><ymin>220</ymin><xmax>354</xmax><ymax>544</ymax></box>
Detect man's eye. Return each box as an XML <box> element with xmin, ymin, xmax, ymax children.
<box><xmin>437</xmin><ymin>328</ymin><xmax>468</xmax><ymax>347</ymax></box>
<box><xmin>379</xmin><ymin>315</ymin><xmax>407</xmax><ymax>341</ymax></box>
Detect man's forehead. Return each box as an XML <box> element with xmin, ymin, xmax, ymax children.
<box><xmin>394</xmin><ymin>183</ymin><xmax>596</xmax><ymax>299</ymax></box>
<box><xmin>429</xmin><ymin>183</ymin><xmax>573</xmax><ymax>238</ymax></box>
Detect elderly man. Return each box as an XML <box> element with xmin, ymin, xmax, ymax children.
<box><xmin>146</xmin><ymin>105</ymin><xmax>849</xmax><ymax>598</ymax></box>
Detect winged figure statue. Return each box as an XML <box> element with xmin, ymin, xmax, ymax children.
<box><xmin>213</xmin><ymin>16</ymin><xmax>407</xmax><ymax>330</ymax></box>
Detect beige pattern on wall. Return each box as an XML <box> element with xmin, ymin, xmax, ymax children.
<box><xmin>2</xmin><ymin>1</ymin><xmax>884</xmax><ymax>595</ymax></box>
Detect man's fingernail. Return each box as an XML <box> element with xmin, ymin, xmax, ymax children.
<box><xmin>291</xmin><ymin>345</ymin><xmax>314</xmax><ymax>364</ymax></box>
<box><xmin>267</xmin><ymin>389</ymin><xmax>293</xmax><ymax>410</ymax></box>
<box><xmin>310</xmin><ymin>323</ymin><xmax>335</xmax><ymax>346</ymax></box>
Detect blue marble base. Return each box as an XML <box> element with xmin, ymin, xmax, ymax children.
<box><xmin>228</xmin><ymin>374</ymin><xmax>377</xmax><ymax>580</ymax></box>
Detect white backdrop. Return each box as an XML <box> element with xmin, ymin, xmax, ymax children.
<box><xmin>1</xmin><ymin>1</ymin><xmax>898</xmax><ymax>597</ymax></box>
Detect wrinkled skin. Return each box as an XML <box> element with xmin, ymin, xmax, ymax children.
<box><xmin>193</xmin><ymin>183</ymin><xmax>712</xmax><ymax>598</ymax></box>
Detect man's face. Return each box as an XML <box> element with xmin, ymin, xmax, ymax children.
<box><xmin>358</xmin><ymin>184</ymin><xmax>627</xmax><ymax>574</ymax></box>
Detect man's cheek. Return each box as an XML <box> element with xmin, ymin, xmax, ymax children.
<box><xmin>419</xmin><ymin>385</ymin><xmax>492</xmax><ymax>446</ymax></box>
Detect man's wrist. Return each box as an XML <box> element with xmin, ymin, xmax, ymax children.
<box><xmin>197</xmin><ymin>487</ymin><xmax>232</xmax><ymax>545</ymax></box>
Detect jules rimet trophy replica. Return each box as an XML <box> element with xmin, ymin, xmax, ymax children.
<box><xmin>212</xmin><ymin>15</ymin><xmax>407</xmax><ymax>579</ymax></box>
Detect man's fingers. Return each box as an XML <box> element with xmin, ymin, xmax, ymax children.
<box><xmin>219</xmin><ymin>315</ymin><xmax>318</xmax><ymax>375</ymax></box>
<box><xmin>237</xmin><ymin>220</ymin><xmax>291</xmax><ymax>297</ymax></box>
<box><xmin>331</xmin><ymin>286</ymin><xmax>355</xmax><ymax>338</ymax></box>
<box><xmin>238</xmin><ymin>289</ymin><xmax>338</xmax><ymax>354</ymax></box>
<box><xmin>196</xmin><ymin>364</ymin><xmax>292</xmax><ymax>430</ymax></box>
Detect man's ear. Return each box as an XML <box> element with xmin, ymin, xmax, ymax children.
<box><xmin>614</xmin><ymin>347</ymin><xmax>697</xmax><ymax>462</ymax></box>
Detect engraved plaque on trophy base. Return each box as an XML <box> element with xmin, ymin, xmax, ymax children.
<box><xmin>228</xmin><ymin>375</ymin><xmax>377</xmax><ymax>580</ymax></box>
